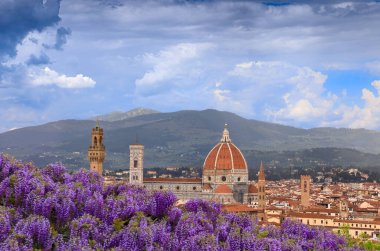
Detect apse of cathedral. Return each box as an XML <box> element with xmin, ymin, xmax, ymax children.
<box><xmin>89</xmin><ymin>122</ymin><xmax>266</xmax><ymax>206</ymax></box>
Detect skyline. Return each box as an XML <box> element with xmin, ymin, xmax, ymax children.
<box><xmin>1</xmin><ymin>0</ymin><xmax>380</xmax><ymax>132</ymax></box>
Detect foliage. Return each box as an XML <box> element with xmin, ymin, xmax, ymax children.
<box><xmin>0</xmin><ymin>154</ymin><xmax>364</xmax><ymax>250</ymax></box>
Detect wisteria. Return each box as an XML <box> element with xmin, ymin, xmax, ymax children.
<box><xmin>0</xmin><ymin>154</ymin><xmax>364</xmax><ymax>250</ymax></box>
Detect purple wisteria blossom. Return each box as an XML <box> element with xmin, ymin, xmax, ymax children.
<box><xmin>0</xmin><ymin>154</ymin><xmax>364</xmax><ymax>250</ymax></box>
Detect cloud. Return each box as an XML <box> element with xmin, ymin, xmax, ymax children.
<box><xmin>29</xmin><ymin>67</ymin><xmax>96</xmax><ymax>88</ymax></box>
<box><xmin>135</xmin><ymin>43</ymin><xmax>213</xmax><ymax>95</ymax></box>
<box><xmin>277</xmin><ymin>67</ymin><xmax>336</xmax><ymax>122</ymax></box>
<box><xmin>212</xmin><ymin>82</ymin><xmax>244</xmax><ymax>112</ymax></box>
<box><xmin>26</xmin><ymin>52</ymin><xmax>51</xmax><ymax>65</ymax></box>
<box><xmin>49</xmin><ymin>27</ymin><xmax>71</xmax><ymax>50</ymax></box>
<box><xmin>229</xmin><ymin>60</ymin><xmax>337</xmax><ymax>125</ymax></box>
<box><xmin>0</xmin><ymin>0</ymin><xmax>61</xmax><ymax>58</ymax></box>
<box><xmin>331</xmin><ymin>80</ymin><xmax>380</xmax><ymax>129</ymax></box>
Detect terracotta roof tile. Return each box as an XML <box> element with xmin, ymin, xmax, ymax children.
<box><xmin>222</xmin><ymin>204</ymin><xmax>259</xmax><ymax>213</ymax></box>
<box><xmin>203</xmin><ymin>142</ymin><xmax>247</xmax><ymax>171</ymax></box>
<box><xmin>214</xmin><ymin>184</ymin><xmax>233</xmax><ymax>194</ymax></box>
<box><xmin>248</xmin><ymin>184</ymin><xmax>258</xmax><ymax>193</ymax></box>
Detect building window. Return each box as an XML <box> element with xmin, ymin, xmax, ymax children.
<box><xmin>193</xmin><ymin>186</ymin><xmax>196</xmax><ymax>191</ymax></box>
<box><xmin>304</xmin><ymin>181</ymin><xmax>307</xmax><ymax>192</ymax></box>
<box><xmin>160</xmin><ymin>186</ymin><xmax>163</xmax><ymax>190</ymax></box>
<box><xmin>134</xmin><ymin>160</ymin><xmax>138</xmax><ymax>168</ymax></box>
<box><xmin>355</xmin><ymin>231</ymin><xmax>358</xmax><ymax>236</ymax></box>
<box><xmin>221</xmin><ymin>176</ymin><xmax>226</xmax><ymax>182</ymax></box>
<box><xmin>176</xmin><ymin>186</ymin><xmax>180</xmax><ymax>190</ymax></box>
<box><xmin>237</xmin><ymin>177</ymin><xmax>241</xmax><ymax>182</ymax></box>
<box><xmin>208</xmin><ymin>176</ymin><xmax>211</xmax><ymax>181</ymax></box>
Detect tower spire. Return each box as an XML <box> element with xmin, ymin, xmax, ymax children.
<box><xmin>258</xmin><ymin>161</ymin><xmax>265</xmax><ymax>181</ymax></box>
<box><xmin>96</xmin><ymin>117</ymin><xmax>100</xmax><ymax>128</ymax></box>
<box><xmin>257</xmin><ymin>160</ymin><xmax>266</xmax><ymax>210</ymax></box>
<box><xmin>221</xmin><ymin>123</ymin><xmax>231</xmax><ymax>143</ymax></box>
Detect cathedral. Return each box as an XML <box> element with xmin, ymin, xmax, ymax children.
<box><xmin>88</xmin><ymin>122</ymin><xmax>265</xmax><ymax>206</ymax></box>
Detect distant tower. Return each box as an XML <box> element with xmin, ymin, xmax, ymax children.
<box><xmin>129</xmin><ymin>143</ymin><xmax>144</xmax><ymax>185</ymax></box>
<box><xmin>300</xmin><ymin>175</ymin><xmax>311</xmax><ymax>208</ymax></box>
<box><xmin>257</xmin><ymin>161</ymin><xmax>266</xmax><ymax>209</ymax></box>
<box><xmin>88</xmin><ymin>119</ymin><xmax>105</xmax><ymax>176</ymax></box>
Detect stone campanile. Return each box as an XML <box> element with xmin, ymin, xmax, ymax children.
<box><xmin>88</xmin><ymin>120</ymin><xmax>105</xmax><ymax>176</ymax></box>
<box><xmin>257</xmin><ymin>161</ymin><xmax>266</xmax><ymax>209</ymax></box>
<box><xmin>129</xmin><ymin>144</ymin><xmax>144</xmax><ymax>185</ymax></box>
<box><xmin>300</xmin><ymin>175</ymin><xmax>311</xmax><ymax>208</ymax></box>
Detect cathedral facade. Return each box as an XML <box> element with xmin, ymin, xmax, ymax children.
<box><xmin>130</xmin><ymin>124</ymin><xmax>265</xmax><ymax>206</ymax></box>
<box><xmin>88</xmin><ymin>122</ymin><xmax>265</xmax><ymax>206</ymax></box>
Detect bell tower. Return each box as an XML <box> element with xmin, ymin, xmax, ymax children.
<box><xmin>257</xmin><ymin>161</ymin><xmax>266</xmax><ymax>209</ymax></box>
<box><xmin>129</xmin><ymin>143</ymin><xmax>144</xmax><ymax>185</ymax></box>
<box><xmin>300</xmin><ymin>175</ymin><xmax>311</xmax><ymax>208</ymax></box>
<box><xmin>88</xmin><ymin>119</ymin><xmax>105</xmax><ymax>176</ymax></box>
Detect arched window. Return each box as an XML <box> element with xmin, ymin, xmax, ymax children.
<box><xmin>208</xmin><ymin>176</ymin><xmax>211</xmax><ymax>181</ymax></box>
<box><xmin>94</xmin><ymin>136</ymin><xmax>97</xmax><ymax>145</ymax></box>
<box><xmin>237</xmin><ymin>177</ymin><xmax>241</xmax><ymax>182</ymax></box>
<box><xmin>160</xmin><ymin>186</ymin><xmax>163</xmax><ymax>190</ymax></box>
<box><xmin>221</xmin><ymin>176</ymin><xmax>226</xmax><ymax>182</ymax></box>
<box><xmin>134</xmin><ymin>160</ymin><xmax>138</xmax><ymax>168</ymax></box>
<box><xmin>176</xmin><ymin>186</ymin><xmax>180</xmax><ymax>190</ymax></box>
<box><xmin>99</xmin><ymin>136</ymin><xmax>103</xmax><ymax>144</ymax></box>
<box><xmin>193</xmin><ymin>186</ymin><xmax>196</xmax><ymax>191</ymax></box>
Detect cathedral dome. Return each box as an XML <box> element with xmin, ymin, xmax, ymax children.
<box><xmin>203</xmin><ymin>124</ymin><xmax>248</xmax><ymax>171</ymax></box>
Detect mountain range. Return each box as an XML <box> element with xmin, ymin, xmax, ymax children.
<box><xmin>1</xmin><ymin>108</ymin><xmax>380</xmax><ymax>174</ymax></box>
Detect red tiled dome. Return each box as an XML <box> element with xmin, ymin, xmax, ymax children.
<box><xmin>203</xmin><ymin>125</ymin><xmax>247</xmax><ymax>171</ymax></box>
<box><xmin>248</xmin><ymin>184</ymin><xmax>258</xmax><ymax>193</ymax></box>
<box><xmin>214</xmin><ymin>184</ymin><xmax>233</xmax><ymax>194</ymax></box>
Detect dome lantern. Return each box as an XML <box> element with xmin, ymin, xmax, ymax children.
<box><xmin>221</xmin><ymin>123</ymin><xmax>231</xmax><ymax>143</ymax></box>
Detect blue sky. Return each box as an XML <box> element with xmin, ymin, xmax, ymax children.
<box><xmin>1</xmin><ymin>0</ymin><xmax>380</xmax><ymax>132</ymax></box>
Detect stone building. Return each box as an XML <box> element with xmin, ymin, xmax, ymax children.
<box><xmin>129</xmin><ymin>144</ymin><xmax>144</xmax><ymax>185</ymax></box>
<box><xmin>87</xmin><ymin>122</ymin><xmax>265</xmax><ymax>206</ymax></box>
<box><xmin>88</xmin><ymin>120</ymin><xmax>105</xmax><ymax>176</ymax></box>
<box><xmin>300</xmin><ymin>175</ymin><xmax>311</xmax><ymax>208</ymax></box>
<box><xmin>137</xmin><ymin>124</ymin><xmax>264</xmax><ymax>205</ymax></box>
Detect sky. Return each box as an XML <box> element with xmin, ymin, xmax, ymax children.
<box><xmin>1</xmin><ymin>0</ymin><xmax>380</xmax><ymax>132</ymax></box>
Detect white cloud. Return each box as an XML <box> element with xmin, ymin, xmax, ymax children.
<box><xmin>268</xmin><ymin>66</ymin><xmax>336</xmax><ymax>123</ymax></box>
<box><xmin>212</xmin><ymin>82</ymin><xmax>243</xmax><ymax>112</ymax></box>
<box><xmin>332</xmin><ymin>80</ymin><xmax>380</xmax><ymax>129</ymax></box>
<box><xmin>29</xmin><ymin>67</ymin><xmax>96</xmax><ymax>88</ymax></box>
<box><xmin>135</xmin><ymin>43</ymin><xmax>212</xmax><ymax>92</ymax></box>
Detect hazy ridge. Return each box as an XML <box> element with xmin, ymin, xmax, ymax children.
<box><xmin>1</xmin><ymin>109</ymin><xmax>380</xmax><ymax>172</ymax></box>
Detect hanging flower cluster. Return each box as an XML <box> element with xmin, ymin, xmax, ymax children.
<box><xmin>0</xmin><ymin>154</ymin><xmax>361</xmax><ymax>250</ymax></box>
